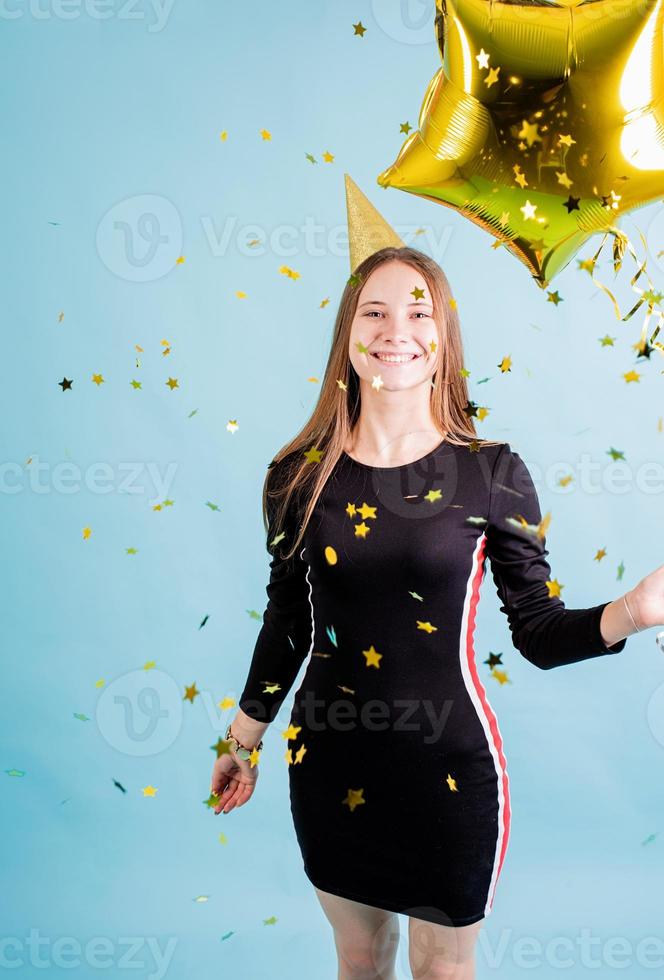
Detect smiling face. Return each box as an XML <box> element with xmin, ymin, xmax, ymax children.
<box><xmin>348</xmin><ymin>260</ymin><xmax>440</xmax><ymax>391</ymax></box>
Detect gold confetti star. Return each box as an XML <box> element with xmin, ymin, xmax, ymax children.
<box><xmin>82</xmin><ymin>527</ymin><xmax>92</xmax><ymax>540</ymax></box>
<box><xmin>424</xmin><ymin>488</ymin><xmax>443</xmax><ymax>503</ymax></box>
<box><xmin>484</xmin><ymin>65</ymin><xmax>500</xmax><ymax>88</ymax></box>
<box><xmin>184</xmin><ymin>683</ymin><xmax>200</xmax><ymax>703</ymax></box>
<box><xmin>352</xmin><ymin>21</ymin><xmax>366</xmax><ymax>36</ymax></box>
<box><xmin>356</xmin><ymin>502</ymin><xmax>377</xmax><ymax>520</ymax></box>
<box><xmin>546</xmin><ymin>579</ymin><xmax>563</xmax><ymax>599</ymax></box>
<box><xmin>210</xmin><ymin>737</ymin><xmax>232</xmax><ymax>758</ymax></box>
<box><xmin>354</xmin><ymin>522</ymin><xmax>371</xmax><ymax>538</ymax></box>
<box><xmin>416</xmin><ymin>621</ymin><xmax>438</xmax><ymax>633</ymax></box>
<box><xmin>517</xmin><ymin>120</ymin><xmax>541</xmax><ymax>147</ymax></box>
<box><xmin>282</xmin><ymin>724</ymin><xmax>302</xmax><ymax>741</ymax></box>
<box><xmin>303</xmin><ymin>445</ymin><xmax>323</xmax><ymax>464</ymax></box>
<box><xmin>142</xmin><ymin>785</ymin><xmax>157</xmax><ymax>797</ymax></box>
<box><xmin>91</xmin><ymin>373</ymin><xmax>105</xmax><ymax>386</ymax></box>
<box><xmin>577</xmin><ymin>257</ymin><xmax>596</xmax><ymax>274</ymax></box>
<box><xmin>411</xmin><ymin>286</ymin><xmax>425</xmax><ymax>300</ymax></box>
<box><xmin>343</xmin><ymin>787</ymin><xmax>366</xmax><ymax>811</ymax></box>
<box><xmin>166</xmin><ymin>377</ymin><xmax>179</xmax><ymax>390</ymax></box>
<box><xmin>520</xmin><ymin>200</ymin><xmax>537</xmax><ymax>220</ymax></box>
<box><xmin>371</xmin><ymin>375</ymin><xmax>385</xmax><ymax>392</ymax></box>
<box><xmin>279</xmin><ymin>265</ymin><xmax>301</xmax><ymax>280</ymax></box>
<box><xmin>513</xmin><ymin>166</ymin><xmax>528</xmax><ymax>189</ymax></box>
<box><xmin>259</xmin><ymin>129</ymin><xmax>272</xmax><ymax>140</ymax></box>
<box><xmin>446</xmin><ymin>774</ymin><xmax>458</xmax><ymax>792</ymax></box>
<box><xmin>362</xmin><ymin>645</ymin><xmax>382</xmax><ymax>668</ymax></box>
<box><xmin>476</xmin><ymin>47</ymin><xmax>490</xmax><ymax>69</ymax></box>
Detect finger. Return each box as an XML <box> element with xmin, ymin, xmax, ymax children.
<box><xmin>224</xmin><ymin>769</ymin><xmax>257</xmax><ymax>812</ymax></box>
<box><xmin>234</xmin><ymin>781</ymin><xmax>255</xmax><ymax>809</ymax></box>
<box><xmin>220</xmin><ymin>781</ymin><xmax>243</xmax><ymax>812</ymax></box>
<box><xmin>210</xmin><ymin>772</ymin><xmax>229</xmax><ymax>797</ymax></box>
<box><xmin>213</xmin><ymin>780</ymin><xmax>236</xmax><ymax>813</ymax></box>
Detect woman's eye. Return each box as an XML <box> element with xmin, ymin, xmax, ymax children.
<box><xmin>363</xmin><ymin>310</ymin><xmax>429</xmax><ymax>318</ymax></box>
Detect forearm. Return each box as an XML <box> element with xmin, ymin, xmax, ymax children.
<box><xmin>228</xmin><ymin>708</ymin><xmax>269</xmax><ymax>748</ymax></box>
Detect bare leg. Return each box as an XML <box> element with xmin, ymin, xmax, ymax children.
<box><xmin>408</xmin><ymin>915</ymin><xmax>483</xmax><ymax>980</ymax></box>
<box><xmin>313</xmin><ymin>886</ymin><xmax>400</xmax><ymax>980</ymax></box>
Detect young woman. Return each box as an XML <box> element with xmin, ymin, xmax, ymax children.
<box><xmin>210</xmin><ymin>245</ymin><xmax>663</xmax><ymax>979</ymax></box>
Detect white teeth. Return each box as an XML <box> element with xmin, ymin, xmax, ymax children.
<box><xmin>372</xmin><ymin>353</ymin><xmax>418</xmax><ymax>363</ymax></box>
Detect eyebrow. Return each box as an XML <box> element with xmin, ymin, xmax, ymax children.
<box><xmin>358</xmin><ymin>300</ymin><xmax>433</xmax><ymax>308</ymax></box>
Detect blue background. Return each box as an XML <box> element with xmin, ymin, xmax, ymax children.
<box><xmin>2</xmin><ymin>1</ymin><xmax>664</xmax><ymax>977</ymax></box>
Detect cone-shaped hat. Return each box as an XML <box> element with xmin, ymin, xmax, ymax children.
<box><xmin>345</xmin><ymin>173</ymin><xmax>405</xmax><ymax>273</ymax></box>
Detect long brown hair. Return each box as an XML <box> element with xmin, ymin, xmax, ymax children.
<box><xmin>264</xmin><ymin>246</ymin><xmax>505</xmax><ymax>560</ymax></box>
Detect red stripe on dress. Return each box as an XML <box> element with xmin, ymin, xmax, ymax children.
<box><xmin>465</xmin><ymin>533</ymin><xmax>512</xmax><ymax>913</ymax></box>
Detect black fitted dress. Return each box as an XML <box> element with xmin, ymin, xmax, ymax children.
<box><xmin>238</xmin><ymin>438</ymin><xmax>627</xmax><ymax>927</ymax></box>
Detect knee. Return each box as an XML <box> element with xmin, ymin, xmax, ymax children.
<box><xmin>335</xmin><ymin>936</ymin><xmax>396</xmax><ymax>979</ymax></box>
<box><xmin>410</xmin><ymin>958</ymin><xmax>473</xmax><ymax>980</ymax></box>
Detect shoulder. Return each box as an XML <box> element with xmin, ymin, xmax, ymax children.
<box><xmin>487</xmin><ymin>440</ymin><xmax>542</xmax><ymax>522</ymax></box>
<box><xmin>468</xmin><ymin>438</ymin><xmax>512</xmax><ymax>479</ymax></box>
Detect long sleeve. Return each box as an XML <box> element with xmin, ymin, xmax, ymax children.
<box><xmin>238</xmin><ymin>463</ymin><xmax>313</xmax><ymax>722</ymax></box>
<box><xmin>485</xmin><ymin>442</ymin><xmax>628</xmax><ymax>670</ymax></box>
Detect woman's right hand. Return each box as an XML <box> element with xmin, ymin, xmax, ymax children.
<box><xmin>210</xmin><ymin>750</ymin><xmax>259</xmax><ymax>814</ymax></box>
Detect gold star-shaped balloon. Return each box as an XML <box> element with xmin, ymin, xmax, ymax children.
<box><xmin>377</xmin><ymin>0</ymin><xmax>664</xmax><ymax>287</ymax></box>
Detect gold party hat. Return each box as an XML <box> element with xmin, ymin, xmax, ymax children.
<box><xmin>344</xmin><ymin>173</ymin><xmax>405</xmax><ymax>273</ymax></box>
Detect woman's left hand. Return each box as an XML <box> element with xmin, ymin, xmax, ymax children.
<box><xmin>629</xmin><ymin>563</ymin><xmax>664</xmax><ymax>631</ymax></box>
